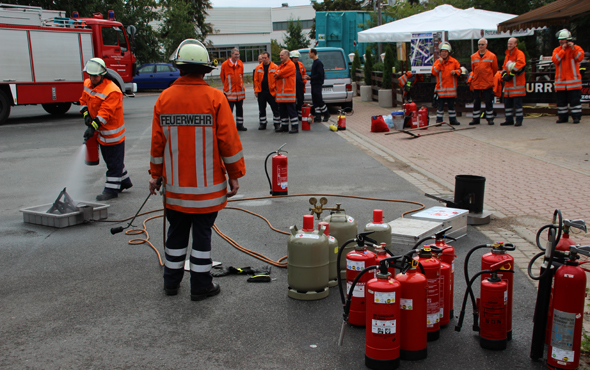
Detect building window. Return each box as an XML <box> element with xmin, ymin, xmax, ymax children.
<box><xmin>273</xmin><ymin>19</ymin><xmax>314</xmax><ymax>31</ymax></box>
<box><xmin>208</xmin><ymin>45</ymin><xmax>268</xmax><ymax>64</ymax></box>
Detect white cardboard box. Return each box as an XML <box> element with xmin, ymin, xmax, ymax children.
<box><xmin>388</xmin><ymin>217</ymin><xmax>444</xmax><ymax>253</ymax></box>
<box><xmin>410</xmin><ymin>206</ymin><xmax>468</xmax><ymax>239</ymax></box>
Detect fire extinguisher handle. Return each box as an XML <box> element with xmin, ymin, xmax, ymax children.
<box><xmin>501</xmin><ymin>243</ymin><xmax>515</xmax><ymax>251</ymax></box>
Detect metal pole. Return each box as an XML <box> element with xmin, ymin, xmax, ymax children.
<box><xmin>377</xmin><ymin>0</ymin><xmax>383</xmax><ymax>56</ymax></box>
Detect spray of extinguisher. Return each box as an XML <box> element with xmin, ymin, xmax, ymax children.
<box><xmin>264</xmin><ymin>143</ymin><xmax>288</xmax><ymax>196</ymax></box>
<box><xmin>455</xmin><ymin>259</ymin><xmax>514</xmax><ymax>350</ymax></box>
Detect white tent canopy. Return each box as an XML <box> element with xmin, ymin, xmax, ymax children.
<box><xmin>358</xmin><ymin>4</ymin><xmax>534</xmax><ymax>43</ymax></box>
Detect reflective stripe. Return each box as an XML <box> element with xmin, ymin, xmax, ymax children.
<box><xmin>166</xmin><ymin>247</ymin><xmax>187</xmax><ymax>257</ymax></box>
<box><xmin>150</xmin><ymin>156</ymin><xmax>163</xmax><ymax>165</ymax></box>
<box><xmin>84</xmin><ymin>86</ymin><xmax>107</xmax><ymax>99</ymax></box>
<box><xmin>190</xmin><ymin>263</ymin><xmax>212</xmax><ymax>273</ymax></box>
<box><xmin>98</xmin><ymin>132</ymin><xmax>125</xmax><ymax>143</ymax></box>
<box><xmin>228</xmin><ymin>74</ymin><xmax>232</xmax><ymax>92</ymax></box>
<box><xmin>166</xmin><ymin>194</ymin><xmax>227</xmax><ymax>208</ymax></box>
<box><xmin>222</xmin><ymin>150</ymin><xmax>243</xmax><ymax>164</ymax></box>
<box><xmin>191</xmin><ymin>250</ymin><xmax>211</xmax><ymax>259</ymax></box>
<box><xmin>555</xmin><ymin>54</ymin><xmax>562</xmax><ymax>62</ymax></box>
<box><xmin>96</xmin><ymin>115</ymin><xmax>107</xmax><ymax>125</ymax></box>
<box><xmin>165</xmin><ymin>260</ymin><xmax>184</xmax><ymax>269</ymax></box>
<box><xmin>482</xmin><ymin>59</ymin><xmax>494</xmax><ymax>63</ymax></box>
<box><xmin>105</xmin><ymin>183</ymin><xmax>120</xmax><ymax>189</ymax></box>
<box><xmin>107</xmin><ymin>176</ymin><xmax>122</xmax><ymax>181</ymax></box>
<box><xmin>100</xmin><ymin>124</ymin><xmax>125</xmax><ymax>135</ymax></box>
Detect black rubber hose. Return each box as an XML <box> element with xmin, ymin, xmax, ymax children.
<box><xmin>343</xmin><ymin>265</ymin><xmax>378</xmax><ymax>320</ymax></box>
<box><xmin>337</xmin><ymin>238</ymin><xmax>359</xmax><ymax>305</ymax></box>
<box><xmin>264</xmin><ymin>152</ymin><xmax>274</xmax><ymax>195</ymax></box>
<box><xmin>455</xmin><ymin>270</ymin><xmax>491</xmax><ymax>332</ymax></box>
<box><xmin>463</xmin><ymin>244</ymin><xmax>489</xmax><ymax>321</ymax></box>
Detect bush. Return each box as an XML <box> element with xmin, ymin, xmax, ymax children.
<box><xmin>382</xmin><ymin>45</ymin><xmax>394</xmax><ymax>89</ymax></box>
<box><xmin>364</xmin><ymin>48</ymin><xmax>374</xmax><ymax>86</ymax></box>
<box><xmin>351</xmin><ymin>50</ymin><xmax>361</xmax><ymax>83</ymax></box>
<box><xmin>373</xmin><ymin>62</ymin><xmax>384</xmax><ymax>72</ymax></box>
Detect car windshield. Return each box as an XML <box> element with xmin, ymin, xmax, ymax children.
<box><xmin>299</xmin><ymin>50</ymin><xmax>346</xmax><ymax>72</ymax></box>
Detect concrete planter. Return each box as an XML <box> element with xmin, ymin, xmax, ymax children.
<box><xmin>360</xmin><ymin>85</ymin><xmax>372</xmax><ymax>102</ymax></box>
<box><xmin>378</xmin><ymin>89</ymin><xmax>393</xmax><ymax>108</ymax></box>
<box><xmin>351</xmin><ymin>82</ymin><xmax>357</xmax><ymax>97</ymax></box>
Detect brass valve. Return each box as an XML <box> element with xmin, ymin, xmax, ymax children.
<box><xmin>309</xmin><ymin>197</ymin><xmax>345</xmax><ymax>219</ymax></box>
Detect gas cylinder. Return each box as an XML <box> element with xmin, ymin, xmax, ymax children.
<box><xmin>374</xmin><ymin>243</ymin><xmax>395</xmax><ymax>277</ymax></box>
<box><xmin>414</xmin><ymin>246</ymin><xmax>441</xmax><ymax>341</ymax></box>
<box><xmin>318</xmin><ymin>221</ymin><xmax>338</xmax><ymax>287</ymax></box>
<box><xmin>364</xmin><ymin>210</ymin><xmax>392</xmax><ymax>254</ymax></box>
<box><xmin>547</xmin><ymin>253</ymin><xmax>587</xmax><ymax>370</ymax></box>
<box><xmin>365</xmin><ymin>269</ymin><xmax>401</xmax><ymax>369</ymax></box>
<box><xmin>481</xmin><ymin>243</ymin><xmax>514</xmax><ymax>340</ymax></box>
<box><xmin>323</xmin><ymin>204</ymin><xmax>358</xmax><ymax>279</ymax></box>
<box><xmin>479</xmin><ymin>272</ymin><xmax>509</xmax><ymax>350</ymax></box>
<box><xmin>265</xmin><ymin>144</ymin><xmax>288</xmax><ymax>196</ymax></box>
<box><xmin>346</xmin><ymin>243</ymin><xmax>377</xmax><ymax>326</ymax></box>
<box><xmin>403</xmin><ymin>101</ymin><xmax>417</xmax><ymax>128</ymax></box>
<box><xmin>84</xmin><ymin>131</ymin><xmax>100</xmax><ymax>166</ymax></box>
<box><xmin>287</xmin><ymin>215</ymin><xmax>329</xmax><ymax>300</ymax></box>
<box><xmin>417</xmin><ymin>106</ymin><xmax>429</xmax><ymax>129</ymax></box>
<box><xmin>302</xmin><ymin>104</ymin><xmax>312</xmax><ymax>131</ymax></box>
<box><xmin>395</xmin><ymin>260</ymin><xmax>428</xmax><ymax>361</ymax></box>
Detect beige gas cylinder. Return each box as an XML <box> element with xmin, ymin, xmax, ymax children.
<box><xmin>322</xmin><ymin>204</ymin><xmax>358</xmax><ymax>279</ymax></box>
<box><xmin>318</xmin><ymin>221</ymin><xmax>338</xmax><ymax>287</ymax></box>
<box><xmin>288</xmin><ymin>215</ymin><xmax>330</xmax><ymax>300</ymax></box>
<box><xmin>363</xmin><ymin>209</ymin><xmax>392</xmax><ymax>254</ymax></box>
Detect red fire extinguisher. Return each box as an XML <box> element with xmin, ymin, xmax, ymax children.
<box><xmin>413</xmin><ymin>246</ymin><xmax>441</xmax><ymax>341</ymax></box>
<box><xmin>302</xmin><ymin>104</ymin><xmax>312</xmax><ymax>131</ymax></box>
<box><xmin>374</xmin><ymin>242</ymin><xmax>395</xmax><ymax>276</ymax></box>
<box><xmin>84</xmin><ymin>131</ymin><xmax>100</xmax><ymax>166</ymax></box>
<box><xmin>430</xmin><ymin>228</ymin><xmax>457</xmax><ymax>324</ymax></box>
<box><xmin>264</xmin><ymin>144</ymin><xmax>288</xmax><ymax>196</ymax></box>
<box><xmin>417</xmin><ymin>106</ymin><xmax>429</xmax><ymax>129</ymax></box>
<box><xmin>546</xmin><ymin>245</ymin><xmax>589</xmax><ymax>370</ymax></box>
<box><xmin>456</xmin><ymin>260</ymin><xmax>514</xmax><ymax>350</ymax></box>
<box><xmin>403</xmin><ymin>101</ymin><xmax>417</xmax><ymax>128</ymax></box>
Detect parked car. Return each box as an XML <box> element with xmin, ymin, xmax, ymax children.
<box><xmin>133</xmin><ymin>63</ymin><xmax>180</xmax><ymax>90</ymax></box>
<box><xmin>297</xmin><ymin>47</ymin><xmax>353</xmax><ymax>110</ymax></box>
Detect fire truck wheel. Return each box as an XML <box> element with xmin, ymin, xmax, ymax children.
<box><xmin>42</xmin><ymin>103</ymin><xmax>72</xmax><ymax>116</ymax></box>
<box><xmin>0</xmin><ymin>90</ymin><xmax>11</xmax><ymax>125</ymax></box>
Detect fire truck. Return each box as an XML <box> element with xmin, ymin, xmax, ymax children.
<box><xmin>0</xmin><ymin>3</ymin><xmax>137</xmax><ymax>125</ymax></box>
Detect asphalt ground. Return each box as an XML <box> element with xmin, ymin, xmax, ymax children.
<box><xmin>0</xmin><ymin>89</ymin><xmax>547</xmax><ymax>369</ymax></box>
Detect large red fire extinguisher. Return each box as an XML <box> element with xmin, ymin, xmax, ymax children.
<box><xmin>336</xmin><ymin>232</ymin><xmax>378</xmax><ymax>327</ymax></box>
<box><xmin>264</xmin><ymin>144</ymin><xmax>288</xmax><ymax>196</ymax></box>
<box><xmin>456</xmin><ymin>260</ymin><xmax>514</xmax><ymax>350</ymax></box>
<box><xmin>430</xmin><ymin>228</ymin><xmax>457</xmax><ymax>324</ymax></box>
<box><xmin>301</xmin><ymin>104</ymin><xmax>312</xmax><ymax>131</ymax></box>
<box><xmin>413</xmin><ymin>246</ymin><xmax>441</xmax><ymax>341</ymax></box>
<box><xmin>403</xmin><ymin>101</ymin><xmax>417</xmax><ymax>128</ymax></box>
<box><xmin>84</xmin><ymin>131</ymin><xmax>100</xmax><ymax>166</ymax></box>
<box><xmin>417</xmin><ymin>106</ymin><xmax>429</xmax><ymax>129</ymax></box>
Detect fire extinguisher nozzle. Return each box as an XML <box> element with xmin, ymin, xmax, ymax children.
<box><xmin>111</xmin><ymin>226</ymin><xmax>124</xmax><ymax>235</ymax></box>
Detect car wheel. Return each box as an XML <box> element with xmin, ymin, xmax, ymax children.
<box><xmin>42</xmin><ymin>102</ymin><xmax>72</xmax><ymax>115</ymax></box>
<box><xmin>0</xmin><ymin>90</ymin><xmax>12</xmax><ymax>125</ymax></box>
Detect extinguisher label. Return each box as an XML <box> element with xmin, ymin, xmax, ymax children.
<box><xmin>426</xmin><ymin>313</ymin><xmax>439</xmax><ymax>326</ymax></box>
<box><xmin>551</xmin><ymin>309</ymin><xmax>576</xmax><ymax>363</ymax></box>
<box><xmin>374</xmin><ymin>291</ymin><xmax>396</xmax><ymax>304</ymax></box>
<box><xmin>371</xmin><ymin>319</ymin><xmax>396</xmax><ymax>334</ymax></box>
<box><xmin>400</xmin><ymin>298</ymin><xmax>413</xmax><ymax>310</ymax></box>
<box><xmin>347</xmin><ymin>281</ymin><xmax>365</xmax><ymax>297</ymax></box>
<box><xmin>296</xmin><ymin>234</ymin><xmax>320</xmax><ymax>239</ymax></box>
<box><xmin>347</xmin><ymin>260</ymin><xmax>365</xmax><ymax>271</ymax></box>
<box><xmin>348</xmin><ymin>217</ymin><xmax>355</xmax><ymax>223</ymax></box>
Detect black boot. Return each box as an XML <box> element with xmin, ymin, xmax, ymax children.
<box><xmin>449</xmin><ymin>119</ymin><xmax>460</xmax><ymax>126</ymax></box>
<box><xmin>258</xmin><ymin>124</ymin><xmax>267</xmax><ymax>130</ymax></box>
<box><xmin>487</xmin><ymin>120</ymin><xmax>494</xmax><ymax>125</ymax></box>
<box><xmin>500</xmin><ymin>121</ymin><xmax>514</xmax><ymax>126</ymax></box>
<box><xmin>237</xmin><ymin>125</ymin><xmax>247</xmax><ymax>131</ymax></box>
<box><xmin>275</xmin><ymin>125</ymin><xmax>289</xmax><ymax>132</ymax></box>
<box><xmin>314</xmin><ymin>115</ymin><xmax>322</xmax><ymax>123</ymax></box>
<box><xmin>322</xmin><ymin>111</ymin><xmax>331</xmax><ymax>122</ymax></box>
<box><xmin>289</xmin><ymin>125</ymin><xmax>299</xmax><ymax>134</ymax></box>
<box><xmin>556</xmin><ymin>117</ymin><xmax>568</xmax><ymax>123</ymax></box>
<box><xmin>468</xmin><ymin>120</ymin><xmax>480</xmax><ymax>126</ymax></box>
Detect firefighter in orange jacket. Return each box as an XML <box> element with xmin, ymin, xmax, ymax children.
<box><xmin>274</xmin><ymin>50</ymin><xmax>299</xmax><ymax>133</ymax></box>
<box><xmin>432</xmin><ymin>42</ymin><xmax>461</xmax><ymax>125</ymax></box>
<box><xmin>290</xmin><ymin>50</ymin><xmax>307</xmax><ymax>121</ymax></box>
<box><xmin>254</xmin><ymin>51</ymin><xmax>280</xmax><ymax>130</ymax></box>
<box><xmin>500</xmin><ymin>37</ymin><xmax>527</xmax><ymax>127</ymax></box>
<box><xmin>552</xmin><ymin>29</ymin><xmax>585</xmax><ymax>124</ymax></box>
<box><xmin>220</xmin><ymin>48</ymin><xmax>247</xmax><ymax>131</ymax></box>
<box><xmin>469</xmin><ymin>38</ymin><xmax>498</xmax><ymax>125</ymax></box>
<box><xmin>80</xmin><ymin>57</ymin><xmax>132</xmax><ymax>201</ymax></box>
<box><xmin>149</xmin><ymin>39</ymin><xmax>246</xmax><ymax>301</ymax></box>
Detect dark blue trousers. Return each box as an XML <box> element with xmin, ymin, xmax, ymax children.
<box><xmin>99</xmin><ymin>141</ymin><xmax>131</xmax><ymax>194</ymax></box>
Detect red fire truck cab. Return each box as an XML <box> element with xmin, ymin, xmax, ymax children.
<box><xmin>0</xmin><ymin>4</ymin><xmax>137</xmax><ymax>125</ymax></box>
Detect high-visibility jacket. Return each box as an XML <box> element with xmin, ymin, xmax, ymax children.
<box><xmin>552</xmin><ymin>44</ymin><xmax>585</xmax><ymax>91</ymax></box>
<box><xmin>398</xmin><ymin>71</ymin><xmax>413</xmax><ymax>88</ymax></box>
<box><xmin>79</xmin><ymin>78</ymin><xmax>125</xmax><ymax>146</ymax></box>
<box><xmin>502</xmin><ymin>47</ymin><xmax>526</xmax><ymax>97</ymax></box>
<box><xmin>466</xmin><ymin>72</ymin><xmax>474</xmax><ymax>91</ymax></box>
<box><xmin>293</xmin><ymin>60</ymin><xmax>307</xmax><ymax>93</ymax></box>
<box><xmin>431</xmin><ymin>56</ymin><xmax>461</xmax><ymax>98</ymax></box>
<box><xmin>254</xmin><ymin>62</ymin><xmax>278</xmax><ymax>97</ymax></box>
<box><xmin>150</xmin><ymin>75</ymin><xmax>246</xmax><ymax>214</ymax></box>
<box><xmin>220</xmin><ymin>59</ymin><xmax>245</xmax><ymax>101</ymax></box>
<box><xmin>470</xmin><ymin>50</ymin><xmax>498</xmax><ymax>90</ymax></box>
<box><xmin>493</xmin><ymin>71</ymin><xmax>503</xmax><ymax>98</ymax></box>
<box><xmin>275</xmin><ymin>59</ymin><xmax>296</xmax><ymax>103</ymax></box>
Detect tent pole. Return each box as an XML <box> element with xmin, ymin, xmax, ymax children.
<box><xmin>471</xmin><ymin>37</ymin><xmax>474</xmax><ymax>54</ymax></box>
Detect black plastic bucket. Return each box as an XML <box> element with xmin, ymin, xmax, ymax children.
<box><xmin>454</xmin><ymin>175</ymin><xmax>486</xmax><ymax>213</ymax></box>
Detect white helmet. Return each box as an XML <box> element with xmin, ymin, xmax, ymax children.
<box><xmin>84</xmin><ymin>58</ymin><xmax>107</xmax><ymax>76</ymax></box>
<box><xmin>505</xmin><ymin>61</ymin><xmax>516</xmax><ymax>73</ymax></box>
<box><xmin>460</xmin><ymin>66</ymin><xmax>468</xmax><ymax>75</ymax></box>
<box><xmin>290</xmin><ymin>50</ymin><xmax>301</xmax><ymax>58</ymax></box>
<box><xmin>440</xmin><ymin>42</ymin><xmax>452</xmax><ymax>53</ymax></box>
<box><xmin>170</xmin><ymin>39</ymin><xmax>217</xmax><ymax>70</ymax></box>
<box><xmin>557</xmin><ymin>29</ymin><xmax>572</xmax><ymax>40</ymax></box>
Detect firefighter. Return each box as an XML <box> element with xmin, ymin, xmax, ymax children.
<box><xmin>149</xmin><ymin>39</ymin><xmax>246</xmax><ymax>301</ymax></box>
<box><xmin>398</xmin><ymin>71</ymin><xmax>415</xmax><ymax>102</ymax></box>
<box><xmin>254</xmin><ymin>51</ymin><xmax>280</xmax><ymax>130</ymax></box>
<box><xmin>469</xmin><ymin>38</ymin><xmax>498</xmax><ymax>125</ymax></box>
<box><xmin>220</xmin><ymin>48</ymin><xmax>247</xmax><ymax>131</ymax></box>
<box><xmin>500</xmin><ymin>37</ymin><xmax>527</xmax><ymax>127</ymax></box>
<box><xmin>431</xmin><ymin>42</ymin><xmax>461</xmax><ymax>125</ymax></box>
<box><xmin>552</xmin><ymin>29</ymin><xmax>585</xmax><ymax>124</ymax></box>
<box><xmin>308</xmin><ymin>48</ymin><xmax>330</xmax><ymax>122</ymax></box>
<box><xmin>80</xmin><ymin>57</ymin><xmax>132</xmax><ymax>201</ymax></box>
<box><xmin>290</xmin><ymin>50</ymin><xmax>307</xmax><ymax>121</ymax></box>
<box><xmin>274</xmin><ymin>49</ymin><xmax>299</xmax><ymax>133</ymax></box>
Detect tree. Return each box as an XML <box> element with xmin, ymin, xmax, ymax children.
<box><xmin>282</xmin><ymin>17</ymin><xmax>309</xmax><ymax>51</ymax></box>
<box><xmin>351</xmin><ymin>50</ymin><xmax>361</xmax><ymax>82</ymax></box>
<box><xmin>381</xmin><ymin>45</ymin><xmax>394</xmax><ymax>89</ymax></box>
<box><xmin>270</xmin><ymin>39</ymin><xmax>282</xmax><ymax>65</ymax></box>
<box><xmin>364</xmin><ymin>48</ymin><xmax>373</xmax><ymax>86</ymax></box>
<box><xmin>159</xmin><ymin>0</ymin><xmax>213</xmax><ymax>59</ymax></box>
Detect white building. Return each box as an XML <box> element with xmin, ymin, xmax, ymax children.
<box><xmin>205</xmin><ymin>4</ymin><xmax>315</xmax><ymax>76</ymax></box>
